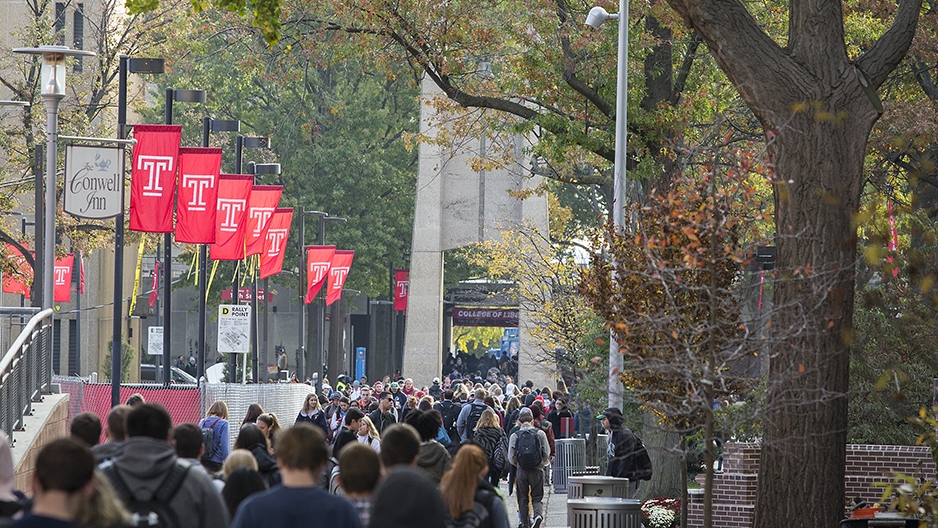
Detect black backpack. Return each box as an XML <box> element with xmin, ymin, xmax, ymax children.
<box><xmin>200</xmin><ymin>418</ymin><xmax>220</xmax><ymax>460</ymax></box>
<box><xmin>465</xmin><ymin>403</ymin><xmax>487</xmax><ymax>435</ymax></box>
<box><xmin>438</xmin><ymin>401</ymin><xmax>461</xmax><ymax>439</ymax></box>
<box><xmin>515</xmin><ymin>428</ymin><xmax>542</xmax><ymax>469</ymax></box>
<box><xmin>102</xmin><ymin>462</ymin><xmax>190</xmax><ymax>528</ymax></box>
<box><xmin>444</xmin><ymin>488</ymin><xmax>496</xmax><ymax>528</ymax></box>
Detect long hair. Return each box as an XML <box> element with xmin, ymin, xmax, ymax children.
<box><xmin>506</xmin><ymin>396</ymin><xmax>521</xmax><ymax>413</ymax></box>
<box><xmin>257</xmin><ymin>413</ymin><xmax>282</xmax><ymax>448</ymax></box>
<box><xmin>360</xmin><ymin>416</ymin><xmax>380</xmax><ymax>441</ymax></box>
<box><xmin>302</xmin><ymin>393</ymin><xmax>321</xmax><ymax>414</ymax></box>
<box><xmin>440</xmin><ymin>444</ymin><xmax>487</xmax><ymax>518</ymax></box>
<box><xmin>241</xmin><ymin>404</ymin><xmax>264</xmax><ymax>426</ymax></box>
<box><xmin>475</xmin><ymin>408</ymin><xmax>499</xmax><ymax>431</ymax></box>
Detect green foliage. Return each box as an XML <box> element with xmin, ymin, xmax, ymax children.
<box><xmin>103</xmin><ymin>339</ymin><xmax>136</xmax><ymax>383</ymax></box>
<box><xmin>848</xmin><ymin>283</ymin><xmax>938</xmax><ymax>445</ymax></box>
<box><xmin>144</xmin><ymin>12</ymin><xmax>419</xmax><ymax>300</ymax></box>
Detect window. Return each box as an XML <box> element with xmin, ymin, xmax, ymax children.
<box><xmin>73</xmin><ymin>4</ymin><xmax>84</xmax><ymax>71</ymax></box>
<box><xmin>54</xmin><ymin>2</ymin><xmax>66</xmax><ymax>45</ymax></box>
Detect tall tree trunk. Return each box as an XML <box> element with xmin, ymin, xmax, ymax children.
<box><xmin>754</xmin><ymin>105</ymin><xmax>873</xmax><ymax>528</ymax></box>
<box><xmin>637</xmin><ymin>411</ymin><xmax>683</xmax><ymax>502</ymax></box>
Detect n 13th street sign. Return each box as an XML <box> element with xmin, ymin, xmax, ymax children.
<box><xmin>64</xmin><ymin>144</ymin><xmax>123</xmax><ymax>219</ymax></box>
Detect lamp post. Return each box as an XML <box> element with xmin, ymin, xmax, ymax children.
<box><xmin>247</xmin><ymin>161</ymin><xmax>281</xmax><ymax>382</ymax></box>
<box><xmin>585</xmin><ymin>4</ymin><xmax>627</xmax><ymax>408</ymax></box>
<box><xmin>198</xmin><ymin>117</ymin><xmax>240</xmax><ymax>383</ymax></box>
<box><xmin>164</xmin><ymin>87</ymin><xmax>206</xmax><ymax>387</ymax></box>
<box><xmin>307</xmin><ymin>215</ymin><xmax>346</xmax><ymax>384</ymax></box>
<box><xmin>231</xmin><ymin>135</ymin><xmax>271</xmax><ymax>383</ymax></box>
<box><xmin>109</xmin><ymin>55</ymin><xmax>164</xmax><ymax>406</ymax></box>
<box><xmin>12</xmin><ymin>46</ymin><xmax>95</xmax><ymax>316</ymax></box>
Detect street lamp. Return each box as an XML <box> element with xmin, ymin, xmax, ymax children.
<box><xmin>12</xmin><ymin>46</ymin><xmax>95</xmax><ymax>316</ymax></box>
<box><xmin>112</xmin><ymin>55</ymin><xmax>164</xmax><ymax>406</ymax></box>
<box><xmin>230</xmin><ymin>135</ymin><xmax>272</xmax><ymax>383</ymax></box>
<box><xmin>197</xmin><ymin>117</ymin><xmax>240</xmax><ymax>383</ymax></box>
<box><xmin>248</xmin><ymin>161</ymin><xmax>282</xmax><ymax>382</ymax></box>
<box><xmin>302</xmin><ymin>213</ymin><xmax>346</xmax><ymax>385</ymax></box>
<box><xmin>585</xmin><ymin>3</ymin><xmax>627</xmax><ymax>408</ymax></box>
<box><xmin>163</xmin><ymin>87</ymin><xmax>207</xmax><ymax>387</ymax></box>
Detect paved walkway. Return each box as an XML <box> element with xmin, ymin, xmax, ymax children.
<box><xmin>497</xmin><ymin>479</ymin><xmax>571</xmax><ymax>528</ymax></box>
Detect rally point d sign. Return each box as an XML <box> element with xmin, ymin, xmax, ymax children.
<box><xmin>64</xmin><ymin>145</ymin><xmax>124</xmax><ymax>219</ymax></box>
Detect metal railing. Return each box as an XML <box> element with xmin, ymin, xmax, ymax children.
<box><xmin>0</xmin><ymin>308</ymin><xmax>53</xmax><ymax>438</ymax></box>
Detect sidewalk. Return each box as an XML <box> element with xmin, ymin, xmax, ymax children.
<box><xmin>498</xmin><ymin>480</ymin><xmax>570</xmax><ymax>528</ymax></box>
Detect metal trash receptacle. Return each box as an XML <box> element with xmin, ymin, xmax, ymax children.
<box><xmin>567</xmin><ymin>475</ymin><xmax>632</xmax><ymax>499</ymax></box>
<box><xmin>568</xmin><ymin>498</ymin><xmax>642</xmax><ymax>528</ymax></box>
<box><xmin>553</xmin><ymin>438</ymin><xmax>586</xmax><ymax>492</ymax></box>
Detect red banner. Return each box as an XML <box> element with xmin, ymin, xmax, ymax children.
<box><xmin>245</xmin><ymin>185</ymin><xmax>283</xmax><ymax>256</ymax></box>
<box><xmin>176</xmin><ymin>147</ymin><xmax>222</xmax><ymax>244</ymax></box>
<box><xmin>79</xmin><ymin>253</ymin><xmax>85</xmax><ymax>294</ymax></box>
<box><xmin>305</xmin><ymin>246</ymin><xmax>335</xmax><ymax>304</ymax></box>
<box><xmin>2</xmin><ymin>243</ymin><xmax>32</xmax><ymax>296</ymax></box>
<box><xmin>259</xmin><ymin>208</ymin><xmax>293</xmax><ymax>279</ymax></box>
<box><xmin>326</xmin><ymin>250</ymin><xmax>354</xmax><ymax>306</ymax></box>
<box><xmin>394</xmin><ymin>269</ymin><xmax>409</xmax><ymax>311</ymax></box>
<box><xmin>148</xmin><ymin>260</ymin><xmax>160</xmax><ymax>307</ymax></box>
<box><xmin>54</xmin><ymin>254</ymin><xmax>74</xmax><ymax>303</ymax></box>
<box><xmin>209</xmin><ymin>175</ymin><xmax>254</xmax><ymax>261</ymax></box>
<box><xmin>129</xmin><ymin>125</ymin><xmax>182</xmax><ymax>233</ymax></box>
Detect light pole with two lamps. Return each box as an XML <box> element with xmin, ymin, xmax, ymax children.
<box><xmin>229</xmin><ymin>135</ymin><xmax>273</xmax><ymax>382</ymax></box>
<box><xmin>197</xmin><ymin>117</ymin><xmax>241</xmax><ymax>382</ymax></box>
<box><xmin>163</xmin><ymin>87</ymin><xmax>207</xmax><ymax>387</ymax></box>
<box><xmin>113</xmin><ymin>55</ymin><xmax>164</xmax><ymax>405</ymax></box>
<box><xmin>585</xmin><ymin>4</ymin><xmax>627</xmax><ymax>408</ymax></box>
<box><xmin>247</xmin><ymin>161</ymin><xmax>281</xmax><ymax>382</ymax></box>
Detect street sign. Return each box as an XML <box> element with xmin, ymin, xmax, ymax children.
<box><xmin>148</xmin><ymin>326</ymin><xmax>163</xmax><ymax>356</ymax></box>
<box><xmin>64</xmin><ymin>144</ymin><xmax>124</xmax><ymax>219</ymax></box>
<box><xmin>217</xmin><ymin>304</ymin><xmax>251</xmax><ymax>353</ymax></box>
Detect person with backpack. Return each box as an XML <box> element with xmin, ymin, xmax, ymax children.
<box><xmin>434</xmin><ymin>390</ymin><xmax>462</xmax><ymax>445</ymax></box>
<box><xmin>440</xmin><ymin>444</ymin><xmax>510</xmax><ymax>528</ymax></box>
<box><xmin>507</xmin><ymin>407</ymin><xmax>549</xmax><ymax>528</ymax></box>
<box><xmin>598</xmin><ymin>407</ymin><xmax>652</xmax><ymax>497</ymax></box>
<box><xmin>198</xmin><ymin>401</ymin><xmax>231</xmax><ymax>473</ymax></box>
<box><xmin>101</xmin><ymin>403</ymin><xmax>229</xmax><ymax>528</ymax></box>
<box><xmin>456</xmin><ymin>389</ymin><xmax>489</xmax><ymax>443</ymax></box>
<box><xmin>471</xmin><ymin>409</ymin><xmax>508</xmax><ymax>486</ymax></box>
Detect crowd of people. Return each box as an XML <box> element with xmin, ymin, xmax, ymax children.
<box><xmin>0</xmin><ymin>373</ymin><xmax>643</xmax><ymax>528</ymax></box>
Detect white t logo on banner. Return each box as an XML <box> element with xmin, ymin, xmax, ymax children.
<box><xmin>266</xmin><ymin>229</ymin><xmax>288</xmax><ymax>256</ymax></box>
<box><xmin>182</xmin><ymin>173</ymin><xmax>215</xmax><ymax>210</ymax></box>
<box><xmin>137</xmin><ymin>155</ymin><xmax>174</xmax><ymax>197</ymax></box>
<box><xmin>331</xmin><ymin>267</ymin><xmax>350</xmax><ymax>290</ymax></box>
<box><xmin>218</xmin><ymin>199</ymin><xmax>247</xmax><ymax>232</ymax></box>
<box><xmin>397</xmin><ymin>280</ymin><xmax>409</xmax><ymax>296</ymax></box>
<box><xmin>54</xmin><ymin>266</ymin><xmax>69</xmax><ymax>285</ymax></box>
<box><xmin>309</xmin><ymin>263</ymin><xmax>330</xmax><ymax>283</ymax></box>
<box><xmin>250</xmin><ymin>207</ymin><xmax>275</xmax><ymax>236</ymax></box>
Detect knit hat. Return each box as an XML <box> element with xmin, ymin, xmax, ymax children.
<box><xmin>518</xmin><ymin>407</ymin><xmax>534</xmax><ymax>422</ymax></box>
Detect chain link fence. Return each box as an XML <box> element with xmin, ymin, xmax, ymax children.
<box><xmin>55</xmin><ymin>376</ymin><xmax>311</xmax><ymax>449</ymax></box>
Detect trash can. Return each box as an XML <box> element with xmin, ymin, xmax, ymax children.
<box><xmin>553</xmin><ymin>438</ymin><xmax>586</xmax><ymax>492</ymax></box>
<box><xmin>567</xmin><ymin>475</ymin><xmax>632</xmax><ymax>499</ymax></box>
<box><xmin>568</xmin><ymin>498</ymin><xmax>642</xmax><ymax>528</ymax></box>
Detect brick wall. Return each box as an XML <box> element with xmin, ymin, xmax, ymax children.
<box><xmin>686</xmin><ymin>442</ymin><xmax>935</xmax><ymax>528</ymax></box>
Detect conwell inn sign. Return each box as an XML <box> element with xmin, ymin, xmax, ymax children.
<box><xmin>64</xmin><ymin>144</ymin><xmax>124</xmax><ymax>220</ymax></box>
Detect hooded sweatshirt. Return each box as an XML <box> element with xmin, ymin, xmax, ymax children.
<box><xmin>104</xmin><ymin>437</ymin><xmax>229</xmax><ymax>528</ymax></box>
<box><xmin>416</xmin><ymin>441</ymin><xmax>452</xmax><ymax>484</ymax></box>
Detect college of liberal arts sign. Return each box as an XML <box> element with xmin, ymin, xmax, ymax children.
<box><xmin>452</xmin><ymin>307</ymin><xmax>519</xmax><ymax>327</ymax></box>
<box><xmin>64</xmin><ymin>145</ymin><xmax>124</xmax><ymax>219</ymax></box>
